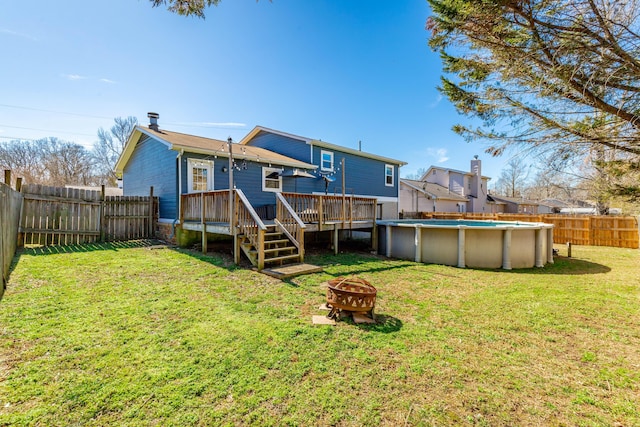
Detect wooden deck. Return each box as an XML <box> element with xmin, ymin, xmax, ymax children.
<box><xmin>179</xmin><ymin>191</ymin><xmax>378</xmax><ymax>270</ymax></box>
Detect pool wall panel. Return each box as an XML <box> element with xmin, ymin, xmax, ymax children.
<box><xmin>421</xmin><ymin>228</ymin><xmax>459</xmax><ymax>266</ymax></box>
<box><xmin>510</xmin><ymin>229</ymin><xmax>535</xmax><ymax>268</ymax></box>
<box><xmin>465</xmin><ymin>229</ymin><xmax>503</xmax><ymax>269</ymax></box>
<box><xmin>390</xmin><ymin>227</ymin><xmax>416</xmax><ymax>260</ymax></box>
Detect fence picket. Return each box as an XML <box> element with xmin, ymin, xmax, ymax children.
<box><xmin>18</xmin><ymin>185</ymin><xmax>158</xmax><ymax>246</ymax></box>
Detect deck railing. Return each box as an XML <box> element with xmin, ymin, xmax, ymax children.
<box><xmin>281</xmin><ymin>193</ymin><xmax>377</xmax><ymax>226</ymax></box>
<box><xmin>275</xmin><ymin>193</ymin><xmax>305</xmax><ymax>260</ymax></box>
<box><xmin>181</xmin><ymin>190</ymin><xmax>230</xmax><ymax>223</ymax></box>
<box><xmin>235</xmin><ymin>189</ymin><xmax>267</xmax><ymax>269</ymax></box>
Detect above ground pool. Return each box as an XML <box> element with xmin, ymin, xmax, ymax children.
<box><xmin>377</xmin><ymin>219</ymin><xmax>554</xmax><ymax>269</ymax></box>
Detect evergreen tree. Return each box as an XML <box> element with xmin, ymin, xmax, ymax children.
<box><xmin>427</xmin><ymin>0</ymin><xmax>640</xmax><ymax>200</ymax></box>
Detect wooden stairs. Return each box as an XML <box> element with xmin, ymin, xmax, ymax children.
<box><xmin>239</xmin><ymin>224</ymin><xmax>301</xmax><ymax>268</ymax></box>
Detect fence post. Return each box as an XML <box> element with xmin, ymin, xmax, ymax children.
<box><xmin>4</xmin><ymin>170</ymin><xmax>10</xmax><ymax>187</ymax></box>
<box><xmin>148</xmin><ymin>186</ymin><xmax>154</xmax><ymax>238</ymax></box>
<box><xmin>100</xmin><ymin>185</ymin><xmax>106</xmax><ymax>242</ymax></box>
<box><xmin>15</xmin><ymin>177</ymin><xmax>22</xmax><ymax>192</ymax></box>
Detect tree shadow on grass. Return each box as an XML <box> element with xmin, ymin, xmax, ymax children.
<box><xmin>485</xmin><ymin>256</ymin><xmax>612</xmax><ymax>276</ymax></box>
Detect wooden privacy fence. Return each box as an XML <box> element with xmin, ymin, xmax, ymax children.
<box><xmin>1</xmin><ymin>178</ymin><xmax>23</xmax><ymax>299</ymax></box>
<box><xmin>20</xmin><ymin>184</ymin><xmax>158</xmax><ymax>246</ymax></box>
<box><xmin>400</xmin><ymin>212</ymin><xmax>639</xmax><ymax>249</ymax></box>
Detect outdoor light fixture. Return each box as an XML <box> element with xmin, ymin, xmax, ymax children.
<box><xmin>222</xmin><ymin>166</ymin><xmax>228</xmax><ymax>173</ymax></box>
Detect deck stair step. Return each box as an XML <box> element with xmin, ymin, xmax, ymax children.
<box><xmin>264</xmin><ymin>247</ymin><xmax>296</xmax><ymax>255</ymax></box>
<box><xmin>264</xmin><ymin>239</ymin><xmax>290</xmax><ymax>245</ymax></box>
<box><xmin>237</xmin><ymin>225</ymin><xmax>303</xmax><ymax>269</ymax></box>
<box><xmin>264</xmin><ymin>253</ymin><xmax>301</xmax><ymax>264</ymax></box>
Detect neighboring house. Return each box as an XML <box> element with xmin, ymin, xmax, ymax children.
<box><xmin>399</xmin><ymin>158</ymin><xmax>491</xmax><ymax>213</ymax></box>
<box><xmin>537</xmin><ymin>198</ymin><xmax>572</xmax><ymax>214</ymax></box>
<box><xmin>239</xmin><ymin>126</ymin><xmax>407</xmax><ymax>219</ymax></box>
<box><xmin>487</xmin><ymin>194</ymin><xmax>539</xmax><ymax>214</ymax></box>
<box><xmin>399</xmin><ymin>179</ymin><xmax>468</xmax><ymax>213</ymax></box>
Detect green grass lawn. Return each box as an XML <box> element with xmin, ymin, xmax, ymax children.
<box><xmin>0</xmin><ymin>241</ymin><xmax>638</xmax><ymax>426</ymax></box>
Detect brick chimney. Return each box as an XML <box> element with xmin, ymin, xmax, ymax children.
<box><xmin>148</xmin><ymin>112</ymin><xmax>159</xmax><ymax>131</ymax></box>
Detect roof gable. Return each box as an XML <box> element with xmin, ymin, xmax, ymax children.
<box><xmin>420</xmin><ymin>165</ymin><xmax>492</xmax><ymax>181</ymax></box>
<box><xmin>488</xmin><ymin>194</ymin><xmax>538</xmax><ymax>205</ymax></box>
<box><xmin>240</xmin><ymin>125</ymin><xmax>407</xmax><ymax>166</ymax></box>
<box><xmin>400</xmin><ymin>178</ymin><xmax>468</xmax><ymax>201</ymax></box>
<box><xmin>115</xmin><ymin>126</ymin><xmax>316</xmax><ymax>176</ymax></box>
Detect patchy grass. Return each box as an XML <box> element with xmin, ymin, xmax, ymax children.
<box><xmin>0</xmin><ymin>241</ymin><xmax>638</xmax><ymax>426</ymax></box>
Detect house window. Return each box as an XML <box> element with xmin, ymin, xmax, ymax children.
<box><xmin>385</xmin><ymin>164</ymin><xmax>394</xmax><ymax>187</ymax></box>
<box><xmin>262</xmin><ymin>167</ymin><xmax>282</xmax><ymax>192</ymax></box>
<box><xmin>187</xmin><ymin>159</ymin><xmax>214</xmax><ymax>193</ymax></box>
<box><xmin>320</xmin><ymin>150</ymin><xmax>334</xmax><ymax>171</ymax></box>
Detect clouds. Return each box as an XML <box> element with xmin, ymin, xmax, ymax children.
<box><xmin>426</xmin><ymin>147</ymin><xmax>449</xmax><ymax>163</ymax></box>
<box><xmin>62</xmin><ymin>74</ymin><xmax>116</xmax><ymax>84</ymax></box>
<box><xmin>428</xmin><ymin>94</ymin><xmax>443</xmax><ymax>109</ymax></box>
<box><xmin>0</xmin><ymin>28</ymin><xmax>37</xmax><ymax>41</ymax></box>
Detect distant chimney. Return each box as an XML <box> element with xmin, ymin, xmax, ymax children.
<box><xmin>148</xmin><ymin>112</ymin><xmax>159</xmax><ymax>131</ymax></box>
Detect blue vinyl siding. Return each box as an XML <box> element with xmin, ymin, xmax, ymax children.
<box><xmin>123</xmin><ymin>135</ymin><xmax>178</xmax><ymax>220</ymax></box>
<box><xmin>245</xmin><ymin>131</ymin><xmax>400</xmax><ymax>199</ymax></box>
<box><xmin>245</xmin><ymin>131</ymin><xmax>311</xmax><ymax>163</ymax></box>
<box><xmin>310</xmin><ymin>146</ymin><xmax>399</xmax><ymax>198</ymax></box>
<box><xmin>181</xmin><ymin>154</ymin><xmax>297</xmax><ymax>208</ymax></box>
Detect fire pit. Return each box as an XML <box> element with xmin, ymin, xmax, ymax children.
<box><xmin>326</xmin><ymin>277</ymin><xmax>377</xmax><ymax>320</ymax></box>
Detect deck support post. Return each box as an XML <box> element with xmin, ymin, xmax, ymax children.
<box><xmin>333</xmin><ymin>225</ymin><xmax>339</xmax><ymax>255</ymax></box>
<box><xmin>257</xmin><ymin>228</ymin><xmax>265</xmax><ymax>270</ymax></box>
<box><xmin>201</xmin><ymin>192</ymin><xmax>207</xmax><ymax>253</ymax></box>
<box><xmin>317</xmin><ymin>196</ymin><xmax>324</xmax><ymax>229</ymax></box>
<box><xmin>502</xmin><ymin>227</ymin><xmax>512</xmax><ymax>270</ymax></box>
<box><xmin>233</xmin><ymin>192</ymin><xmax>240</xmax><ymax>265</ymax></box>
<box><xmin>457</xmin><ymin>226</ymin><xmax>466</xmax><ymax>268</ymax></box>
<box><xmin>371</xmin><ymin>224</ymin><xmax>378</xmax><ymax>254</ymax></box>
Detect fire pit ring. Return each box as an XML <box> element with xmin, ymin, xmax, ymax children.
<box><xmin>326</xmin><ymin>277</ymin><xmax>377</xmax><ymax>320</ymax></box>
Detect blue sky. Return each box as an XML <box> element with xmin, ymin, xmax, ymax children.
<box><xmin>0</xmin><ymin>0</ymin><xmax>509</xmax><ymax>182</ymax></box>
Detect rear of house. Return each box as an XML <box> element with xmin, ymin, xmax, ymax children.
<box><xmin>240</xmin><ymin>126</ymin><xmax>406</xmax><ymax>219</ymax></box>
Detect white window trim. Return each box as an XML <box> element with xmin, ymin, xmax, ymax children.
<box><xmin>385</xmin><ymin>164</ymin><xmax>394</xmax><ymax>187</ymax></box>
<box><xmin>320</xmin><ymin>150</ymin><xmax>334</xmax><ymax>172</ymax></box>
<box><xmin>187</xmin><ymin>158</ymin><xmax>214</xmax><ymax>193</ymax></box>
<box><xmin>262</xmin><ymin>167</ymin><xmax>282</xmax><ymax>193</ymax></box>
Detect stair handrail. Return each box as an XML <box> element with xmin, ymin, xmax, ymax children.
<box><xmin>276</xmin><ymin>193</ymin><xmax>306</xmax><ymax>230</ymax></box>
<box><xmin>235</xmin><ymin>189</ymin><xmax>267</xmax><ymax>231</ymax></box>
<box><xmin>235</xmin><ymin>189</ymin><xmax>268</xmax><ymax>269</ymax></box>
<box><xmin>275</xmin><ymin>193</ymin><xmax>305</xmax><ymax>261</ymax></box>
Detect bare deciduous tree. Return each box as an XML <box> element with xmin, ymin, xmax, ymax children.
<box><xmin>0</xmin><ymin>138</ymin><xmax>95</xmax><ymax>187</ymax></box>
<box><xmin>494</xmin><ymin>158</ymin><xmax>530</xmax><ymax>197</ymax></box>
<box><xmin>93</xmin><ymin>116</ymin><xmax>138</xmax><ymax>186</ymax></box>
